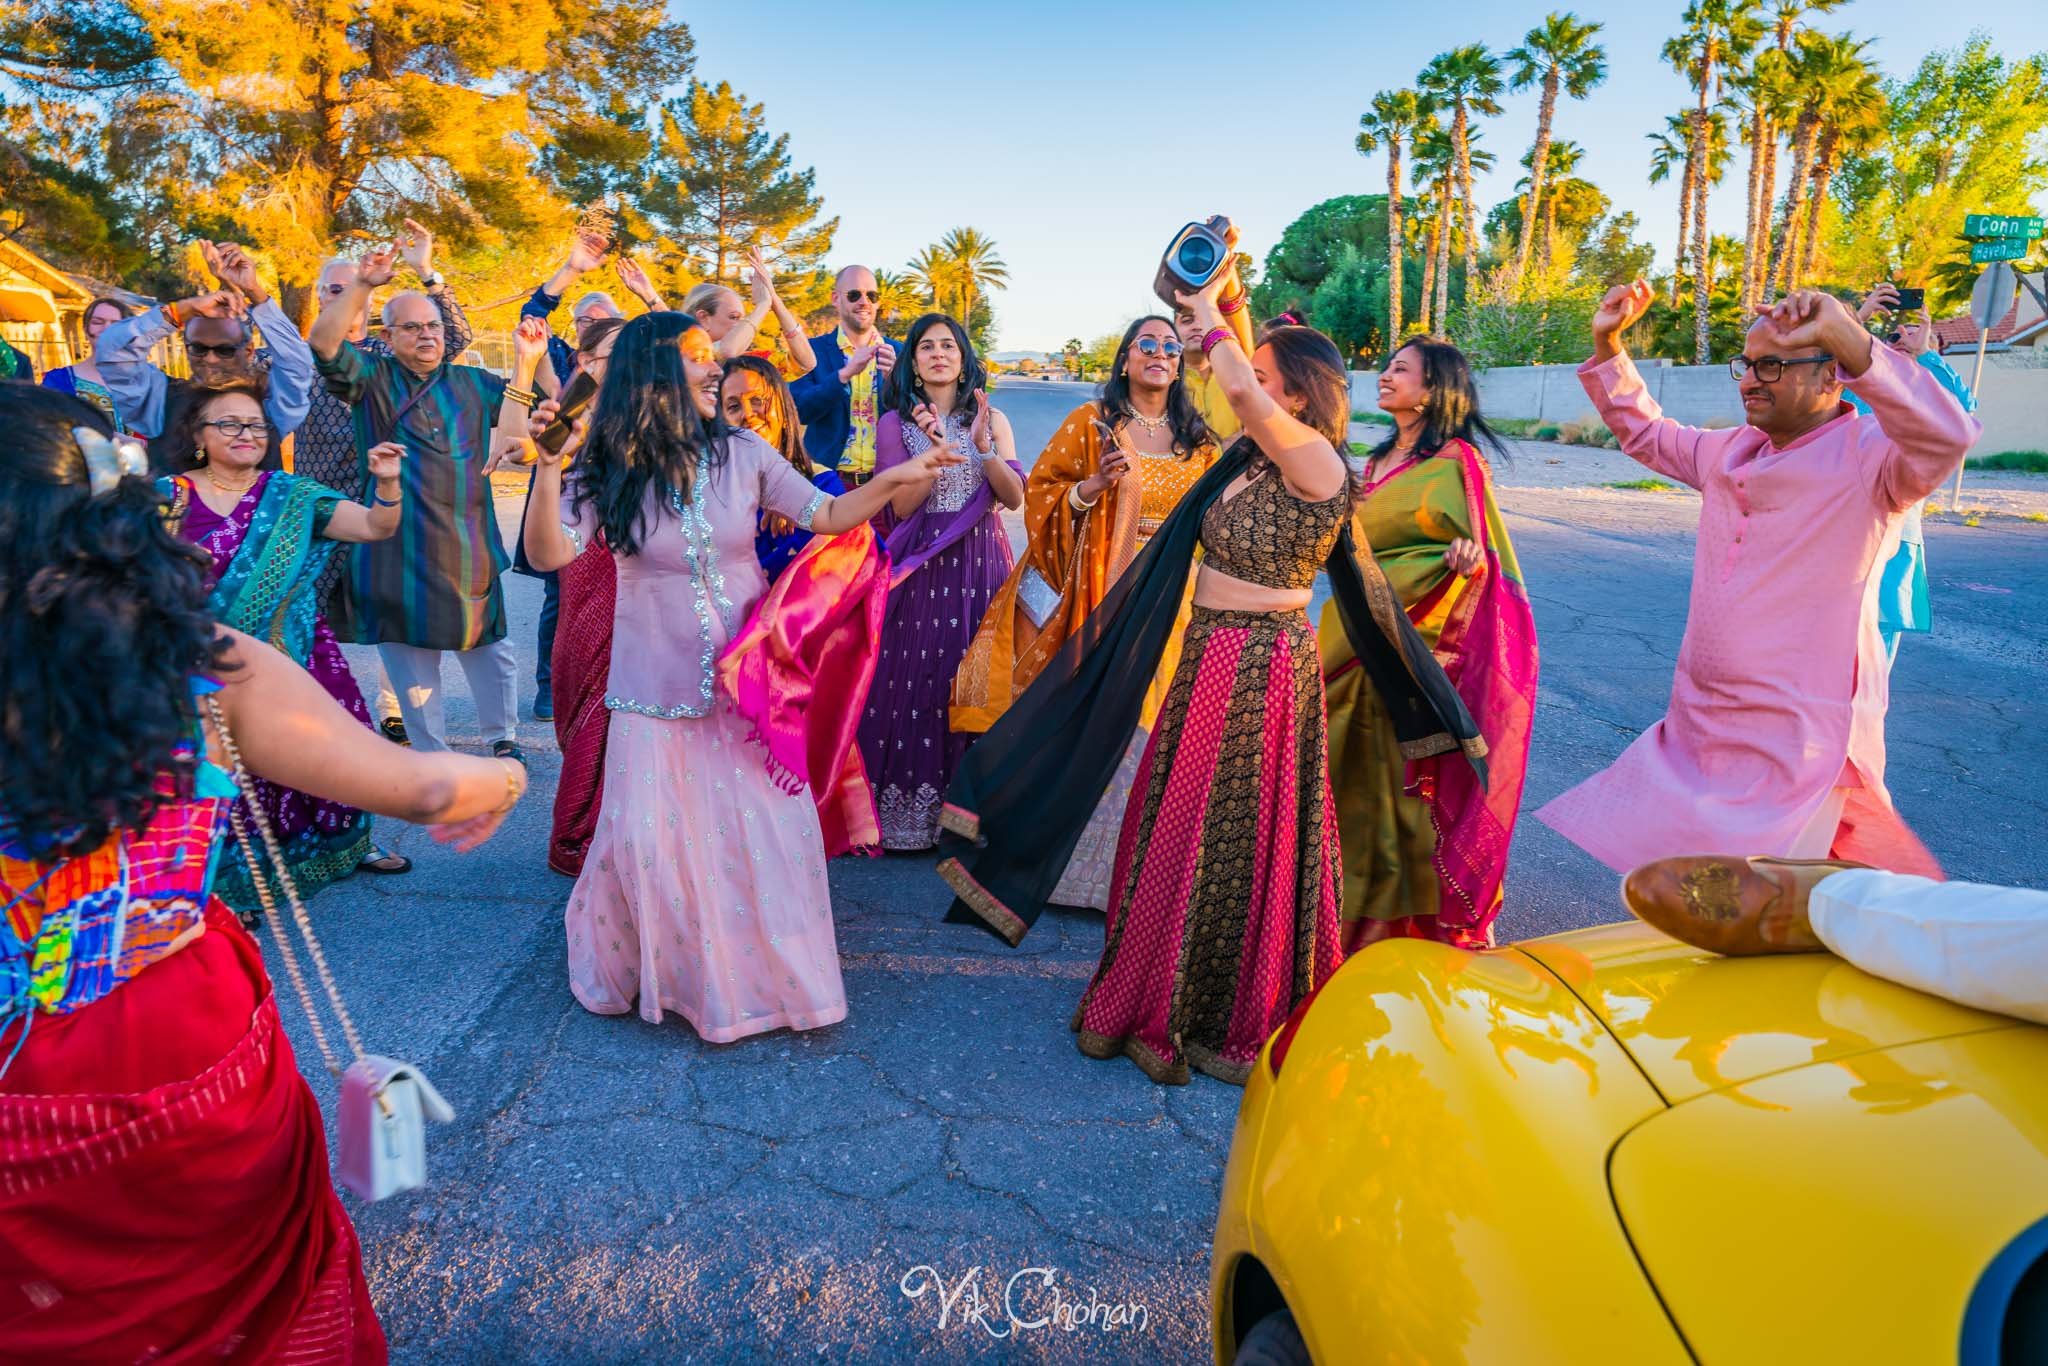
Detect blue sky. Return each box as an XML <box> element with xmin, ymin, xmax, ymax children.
<box><xmin>674</xmin><ymin>3</ymin><xmax>2048</xmax><ymax>352</ymax></box>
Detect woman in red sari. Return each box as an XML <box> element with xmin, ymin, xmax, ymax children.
<box><xmin>0</xmin><ymin>388</ymin><xmax>525</xmax><ymax>1361</ymax></box>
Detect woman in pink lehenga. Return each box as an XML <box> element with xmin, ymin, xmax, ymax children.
<box><xmin>519</xmin><ymin>313</ymin><xmax>961</xmax><ymax>1043</ymax></box>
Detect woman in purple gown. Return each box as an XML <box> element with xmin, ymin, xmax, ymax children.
<box><xmin>857</xmin><ymin>313</ymin><xmax>1025</xmax><ymax>850</ymax></box>
<box><xmin>158</xmin><ymin>379</ymin><xmax>413</xmax><ymax>917</ymax></box>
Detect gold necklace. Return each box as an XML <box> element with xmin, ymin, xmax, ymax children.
<box><xmin>1128</xmin><ymin>409</ymin><xmax>1170</xmax><ymax>433</ymax></box>
<box><xmin>204</xmin><ymin>467</ymin><xmax>260</xmax><ymax>497</ymax></box>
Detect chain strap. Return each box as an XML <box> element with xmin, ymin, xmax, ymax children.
<box><xmin>202</xmin><ymin>692</ymin><xmax>368</xmax><ymax>1078</ymax></box>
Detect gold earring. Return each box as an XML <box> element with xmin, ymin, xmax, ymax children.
<box><xmin>195</xmin><ymin>448</ymin><xmax>208</xmax><ymax>464</ymax></box>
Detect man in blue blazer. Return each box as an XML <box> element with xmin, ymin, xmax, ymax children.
<box><xmin>791</xmin><ymin>265</ymin><xmax>901</xmax><ymax>488</ymax></box>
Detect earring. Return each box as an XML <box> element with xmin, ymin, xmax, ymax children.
<box><xmin>195</xmin><ymin>448</ymin><xmax>208</xmax><ymax>464</ymax></box>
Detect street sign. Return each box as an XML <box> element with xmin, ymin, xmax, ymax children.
<box><xmin>1972</xmin><ymin>238</ymin><xmax>2032</xmax><ymax>264</ymax></box>
<box><xmin>1971</xmin><ymin>262</ymin><xmax>2018</xmax><ymax>330</ymax></box>
<box><xmin>1964</xmin><ymin>213</ymin><xmax>2045</xmax><ymax>239</ymax></box>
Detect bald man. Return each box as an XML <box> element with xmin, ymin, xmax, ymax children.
<box><xmin>789</xmin><ymin>264</ymin><xmax>902</xmax><ymax>488</ymax></box>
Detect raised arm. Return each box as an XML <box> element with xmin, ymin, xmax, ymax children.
<box><xmin>395</xmin><ymin>217</ymin><xmax>475</xmax><ymax>357</ymax></box>
<box><xmin>488</xmin><ymin>317</ymin><xmax>551</xmax><ymax>470</ymax></box>
<box><xmin>1575</xmin><ymin>279</ymin><xmax>1710</xmax><ymax>491</ymax></box>
<box><xmin>95</xmin><ymin>292</ymin><xmax>240</xmax><ymax>437</ymax></box>
<box><xmin>206</xmin><ymin>243</ymin><xmax>312</xmax><ymax>435</ymax></box>
<box><xmin>311</xmin><ymin>245</ymin><xmax>394</xmax><ymax>363</ymax></box>
<box><xmin>319</xmin><ymin>442</ymin><xmax>405</xmax><ymax>542</ymax></box>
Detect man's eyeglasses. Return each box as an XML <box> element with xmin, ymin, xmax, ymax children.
<box><xmin>1729</xmin><ymin>354</ymin><xmax>1833</xmax><ymax>383</ymax></box>
<box><xmin>322</xmin><ymin>282</ymin><xmax>350</xmax><ymax>296</ymax></box>
<box><xmin>201</xmin><ymin>419</ymin><xmax>272</xmax><ymax>439</ymax></box>
<box><xmin>1133</xmin><ymin>337</ymin><xmax>1184</xmax><ymax>359</ymax></box>
<box><xmin>843</xmin><ymin>290</ymin><xmax>879</xmax><ymax>303</ymax></box>
<box><xmin>390</xmin><ymin>321</ymin><xmax>445</xmax><ymax>337</ymax></box>
<box><xmin>185</xmin><ymin>342</ymin><xmax>246</xmax><ymax>360</ymax></box>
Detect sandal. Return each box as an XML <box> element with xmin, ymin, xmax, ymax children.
<box><xmin>360</xmin><ymin>845</ymin><xmax>413</xmax><ymax>875</ymax></box>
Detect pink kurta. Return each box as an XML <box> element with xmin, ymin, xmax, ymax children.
<box><xmin>1537</xmin><ymin>344</ymin><xmax>1979</xmax><ymax>877</ymax></box>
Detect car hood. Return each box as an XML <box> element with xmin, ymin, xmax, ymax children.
<box><xmin>1608</xmin><ymin>1026</ymin><xmax>2048</xmax><ymax>1363</ymax></box>
<box><xmin>1517</xmin><ymin>921</ymin><xmax>2013</xmax><ymax>1103</ymax></box>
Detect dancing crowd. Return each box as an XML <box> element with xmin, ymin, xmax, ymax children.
<box><xmin>6</xmin><ymin>208</ymin><xmax>2038</xmax><ymax>1360</ymax></box>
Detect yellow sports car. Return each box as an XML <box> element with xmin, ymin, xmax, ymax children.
<box><xmin>1211</xmin><ymin>919</ymin><xmax>2048</xmax><ymax>1364</ymax></box>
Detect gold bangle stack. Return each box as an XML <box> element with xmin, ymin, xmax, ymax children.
<box><xmin>504</xmin><ymin>386</ymin><xmax>537</xmax><ymax>408</ymax></box>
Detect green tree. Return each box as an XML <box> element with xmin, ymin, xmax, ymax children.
<box><xmin>1666</xmin><ymin>0</ymin><xmax>1766</xmax><ymax>361</ymax></box>
<box><xmin>1647</xmin><ymin>106</ymin><xmax>1733</xmax><ymax>304</ymax></box>
<box><xmin>1766</xmin><ymin>32</ymin><xmax>1876</xmax><ymax>294</ymax></box>
<box><xmin>1795</xmin><ymin>50</ymin><xmax>1884</xmax><ymax>285</ymax></box>
<box><xmin>1504</xmin><ymin>12</ymin><xmax>1608</xmax><ymax>298</ymax></box>
<box><xmin>1356</xmin><ymin>88</ymin><xmax>1437</xmax><ymax>345</ymax></box>
<box><xmin>644</xmin><ymin>79</ymin><xmax>837</xmax><ymax>288</ymax></box>
<box><xmin>1419</xmin><ymin>44</ymin><xmax>1506</xmax><ymax>305</ymax></box>
<box><xmin>1579</xmin><ymin>211</ymin><xmax>1658</xmax><ymax>288</ymax></box>
<box><xmin>1736</xmin><ymin>0</ymin><xmax>1844</xmax><ymax>307</ymax></box>
<box><xmin>939</xmin><ymin>226</ymin><xmax>1008</xmax><ymax>345</ymax></box>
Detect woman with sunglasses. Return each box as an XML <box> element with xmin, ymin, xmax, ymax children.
<box><xmin>158</xmin><ymin>379</ymin><xmax>418</xmax><ymax>910</ymax></box>
<box><xmin>952</xmin><ymin>315</ymin><xmax>1218</xmax><ymax>908</ymax></box>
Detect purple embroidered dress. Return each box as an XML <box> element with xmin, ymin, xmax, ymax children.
<box><xmin>858</xmin><ymin>411</ymin><xmax>1021</xmax><ymax>850</ymax></box>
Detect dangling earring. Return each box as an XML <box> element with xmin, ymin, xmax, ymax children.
<box><xmin>195</xmin><ymin>448</ymin><xmax>208</xmax><ymax>465</ymax></box>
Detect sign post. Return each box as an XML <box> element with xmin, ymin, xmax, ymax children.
<box><xmin>1950</xmin><ymin>215</ymin><xmax>2044</xmax><ymax>509</ymax></box>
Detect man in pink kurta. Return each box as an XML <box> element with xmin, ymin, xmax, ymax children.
<box><xmin>1538</xmin><ymin>283</ymin><xmax>1980</xmax><ymax>878</ymax></box>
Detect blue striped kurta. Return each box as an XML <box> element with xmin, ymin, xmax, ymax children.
<box><xmin>317</xmin><ymin>342</ymin><xmax>509</xmax><ymax>650</ymax></box>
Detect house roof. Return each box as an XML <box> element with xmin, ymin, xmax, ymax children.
<box><xmin>0</xmin><ymin>238</ymin><xmax>95</xmax><ymax>306</ymax></box>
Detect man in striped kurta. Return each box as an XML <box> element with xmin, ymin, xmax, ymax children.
<box><xmin>311</xmin><ymin>249</ymin><xmax>520</xmax><ymax>760</ymax></box>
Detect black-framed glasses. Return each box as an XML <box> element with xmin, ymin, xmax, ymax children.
<box><xmin>185</xmin><ymin>342</ymin><xmax>245</xmax><ymax>360</ymax></box>
<box><xmin>201</xmin><ymin>418</ymin><xmax>272</xmax><ymax>438</ymax></box>
<box><xmin>1133</xmin><ymin>337</ymin><xmax>1184</xmax><ymax>359</ymax></box>
<box><xmin>843</xmin><ymin>290</ymin><xmax>879</xmax><ymax>303</ymax></box>
<box><xmin>1729</xmin><ymin>354</ymin><xmax>1834</xmax><ymax>383</ymax></box>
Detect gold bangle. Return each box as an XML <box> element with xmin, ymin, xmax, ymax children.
<box><xmin>494</xmin><ymin>757</ymin><xmax>526</xmax><ymax>813</ymax></box>
<box><xmin>1069</xmin><ymin>482</ymin><xmax>1100</xmax><ymax>511</ymax></box>
<box><xmin>504</xmin><ymin>386</ymin><xmax>536</xmax><ymax>408</ymax></box>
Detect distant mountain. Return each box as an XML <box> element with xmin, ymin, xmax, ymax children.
<box><xmin>990</xmin><ymin>351</ymin><xmax>1054</xmax><ymax>364</ymax></box>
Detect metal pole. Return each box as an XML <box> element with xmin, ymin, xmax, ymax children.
<box><xmin>1953</xmin><ymin>327</ymin><xmax>1992</xmax><ymax>512</ymax></box>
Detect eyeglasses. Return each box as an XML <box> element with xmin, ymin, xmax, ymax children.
<box><xmin>1729</xmin><ymin>354</ymin><xmax>1834</xmax><ymax>383</ymax></box>
<box><xmin>201</xmin><ymin>418</ymin><xmax>272</xmax><ymax>438</ymax></box>
<box><xmin>322</xmin><ymin>282</ymin><xmax>349</xmax><ymax>296</ymax></box>
<box><xmin>185</xmin><ymin>342</ymin><xmax>245</xmax><ymax>360</ymax></box>
<box><xmin>391</xmin><ymin>321</ymin><xmax>445</xmax><ymax>336</ymax></box>
<box><xmin>1133</xmin><ymin>337</ymin><xmax>1184</xmax><ymax>359</ymax></box>
<box><xmin>843</xmin><ymin>290</ymin><xmax>879</xmax><ymax>303</ymax></box>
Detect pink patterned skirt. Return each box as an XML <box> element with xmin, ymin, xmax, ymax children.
<box><xmin>1072</xmin><ymin>607</ymin><xmax>1342</xmax><ymax>1085</ymax></box>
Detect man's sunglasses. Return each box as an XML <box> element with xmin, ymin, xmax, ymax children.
<box><xmin>844</xmin><ymin>290</ymin><xmax>879</xmax><ymax>303</ymax></box>
<box><xmin>1728</xmin><ymin>354</ymin><xmax>1834</xmax><ymax>383</ymax></box>
<box><xmin>186</xmin><ymin>342</ymin><xmax>246</xmax><ymax>360</ymax></box>
<box><xmin>1133</xmin><ymin>337</ymin><xmax>1184</xmax><ymax>359</ymax></box>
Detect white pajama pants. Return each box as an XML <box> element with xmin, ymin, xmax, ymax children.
<box><xmin>378</xmin><ymin>638</ymin><xmax>518</xmax><ymax>753</ymax></box>
<box><xmin>1811</xmin><ymin>869</ymin><xmax>2048</xmax><ymax>1025</ymax></box>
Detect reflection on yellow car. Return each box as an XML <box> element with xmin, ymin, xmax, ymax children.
<box><xmin>1210</xmin><ymin>920</ymin><xmax>2048</xmax><ymax>1364</ymax></box>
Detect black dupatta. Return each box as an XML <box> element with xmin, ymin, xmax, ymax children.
<box><xmin>937</xmin><ymin>440</ymin><xmax>1487</xmax><ymax>945</ymax></box>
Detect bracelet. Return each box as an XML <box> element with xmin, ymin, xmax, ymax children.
<box><xmin>1219</xmin><ymin>290</ymin><xmax>1247</xmax><ymax>315</ymax></box>
<box><xmin>420</xmin><ymin>271</ymin><xmax>443</xmax><ymax>290</ymax></box>
<box><xmin>1069</xmin><ymin>483</ymin><xmax>1100</xmax><ymax>511</ymax></box>
<box><xmin>493</xmin><ymin>757</ymin><xmax>526</xmax><ymax>813</ymax></box>
<box><xmin>163</xmin><ymin>300</ymin><xmax>186</xmax><ymax>330</ymax></box>
<box><xmin>1201</xmin><ymin>326</ymin><xmax>1234</xmax><ymax>358</ymax></box>
<box><xmin>504</xmin><ymin>386</ymin><xmax>536</xmax><ymax>408</ymax></box>
<box><xmin>371</xmin><ymin>483</ymin><xmax>402</xmax><ymax>507</ymax></box>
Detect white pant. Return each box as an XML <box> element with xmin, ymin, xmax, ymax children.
<box><xmin>1811</xmin><ymin>870</ymin><xmax>2048</xmax><ymax>1025</ymax></box>
<box><xmin>378</xmin><ymin>638</ymin><xmax>518</xmax><ymax>752</ymax></box>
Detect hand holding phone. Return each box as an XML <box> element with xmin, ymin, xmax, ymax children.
<box><xmin>536</xmin><ymin>370</ymin><xmax>599</xmax><ymax>456</ymax></box>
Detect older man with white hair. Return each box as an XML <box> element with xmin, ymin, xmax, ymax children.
<box><xmin>520</xmin><ymin>232</ymin><xmax>665</xmax><ymax>385</ymax></box>
<box><xmin>311</xmin><ymin>241</ymin><xmax>522</xmax><ymax>762</ymax></box>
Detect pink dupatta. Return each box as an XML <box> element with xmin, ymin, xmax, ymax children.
<box><xmin>717</xmin><ymin>524</ymin><xmax>889</xmax><ymax>856</ymax></box>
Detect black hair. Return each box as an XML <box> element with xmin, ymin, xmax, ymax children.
<box><xmin>166</xmin><ymin>376</ymin><xmax>270</xmax><ymax>475</ymax></box>
<box><xmin>570</xmin><ymin>312</ymin><xmax>729</xmax><ymax>558</ymax></box>
<box><xmin>1255</xmin><ymin>325</ymin><xmax>1353</xmax><ymax>453</ymax></box>
<box><xmin>884</xmin><ymin>313</ymin><xmax>987</xmax><ymax>423</ymax></box>
<box><xmin>1097</xmin><ymin>315</ymin><xmax>1212</xmax><ymax>459</ymax></box>
<box><xmin>575</xmin><ymin>315</ymin><xmax>626</xmax><ymax>361</ymax></box>
<box><xmin>719</xmin><ymin>354</ymin><xmax>813</xmax><ymax>478</ymax></box>
<box><xmin>1370</xmin><ymin>336</ymin><xmax>1511</xmax><ymax>467</ymax></box>
<box><xmin>0</xmin><ymin>385</ymin><xmax>234</xmax><ymax>858</ymax></box>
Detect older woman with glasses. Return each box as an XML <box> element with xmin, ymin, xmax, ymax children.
<box><xmin>158</xmin><ymin>378</ymin><xmax>416</xmax><ymax>913</ymax></box>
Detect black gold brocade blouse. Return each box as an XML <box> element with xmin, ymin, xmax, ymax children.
<box><xmin>1197</xmin><ymin>466</ymin><xmax>1349</xmax><ymax>590</ymax></box>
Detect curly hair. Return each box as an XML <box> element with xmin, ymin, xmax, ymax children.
<box><xmin>165</xmin><ymin>376</ymin><xmax>271</xmax><ymax>475</ymax></box>
<box><xmin>0</xmin><ymin>386</ymin><xmax>234</xmax><ymax>858</ymax></box>
<box><xmin>1097</xmin><ymin>315</ymin><xmax>1212</xmax><ymax>459</ymax></box>
<box><xmin>720</xmin><ymin>354</ymin><xmax>813</xmax><ymax>477</ymax></box>
<box><xmin>570</xmin><ymin>311</ymin><xmax>729</xmax><ymax>557</ymax></box>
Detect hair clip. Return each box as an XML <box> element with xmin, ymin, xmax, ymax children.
<box><xmin>74</xmin><ymin>426</ymin><xmax>150</xmax><ymax>496</ymax></box>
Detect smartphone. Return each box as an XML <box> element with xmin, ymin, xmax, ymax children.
<box><xmin>1894</xmin><ymin>286</ymin><xmax>1924</xmax><ymax>312</ymax></box>
<box><xmin>535</xmin><ymin>371</ymin><xmax>599</xmax><ymax>456</ymax></box>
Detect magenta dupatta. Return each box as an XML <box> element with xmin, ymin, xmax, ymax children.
<box><xmin>1414</xmin><ymin>439</ymin><xmax>1540</xmax><ymax>932</ymax></box>
<box><xmin>717</xmin><ymin>524</ymin><xmax>889</xmax><ymax>856</ymax></box>
<box><xmin>873</xmin><ymin>411</ymin><xmax>1018</xmax><ymax>588</ymax></box>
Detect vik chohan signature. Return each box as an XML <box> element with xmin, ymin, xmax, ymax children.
<box><xmin>899</xmin><ymin>1265</ymin><xmax>1149</xmax><ymax>1338</ymax></box>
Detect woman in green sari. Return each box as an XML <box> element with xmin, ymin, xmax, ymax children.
<box><xmin>1322</xmin><ymin>337</ymin><xmax>1539</xmax><ymax>951</ymax></box>
<box><xmin>160</xmin><ymin>380</ymin><xmax>412</xmax><ymax>916</ymax></box>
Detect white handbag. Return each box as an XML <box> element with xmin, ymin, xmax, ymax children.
<box><xmin>204</xmin><ymin>694</ymin><xmax>454</xmax><ymax>1202</ymax></box>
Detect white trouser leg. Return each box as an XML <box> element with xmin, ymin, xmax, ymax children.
<box><xmin>453</xmin><ymin>637</ymin><xmax>519</xmax><ymax>745</ymax></box>
<box><xmin>1809</xmin><ymin>869</ymin><xmax>2048</xmax><ymax>1025</ymax></box>
<box><xmin>378</xmin><ymin>643</ymin><xmax>450</xmax><ymax>753</ymax></box>
<box><xmin>376</xmin><ymin>660</ymin><xmax>401</xmax><ymax>723</ymax></box>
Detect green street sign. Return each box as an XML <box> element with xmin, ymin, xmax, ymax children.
<box><xmin>1964</xmin><ymin>213</ymin><xmax>2045</xmax><ymax>239</ymax></box>
<box><xmin>1972</xmin><ymin>238</ymin><xmax>2033</xmax><ymax>263</ymax></box>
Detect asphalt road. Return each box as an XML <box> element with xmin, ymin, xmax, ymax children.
<box><xmin>292</xmin><ymin>382</ymin><xmax>2047</xmax><ymax>1362</ymax></box>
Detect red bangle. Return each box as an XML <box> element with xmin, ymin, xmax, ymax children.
<box><xmin>1201</xmin><ymin>326</ymin><xmax>1233</xmax><ymax>358</ymax></box>
<box><xmin>162</xmin><ymin>300</ymin><xmax>185</xmax><ymax>330</ymax></box>
<box><xmin>1219</xmin><ymin>290</ymin><xmax>1247</xmax><ymax>315</ymax></box>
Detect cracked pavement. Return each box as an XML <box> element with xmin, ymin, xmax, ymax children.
<box><xmin>290</xmin><ymin>381</ymin><xmax>2047</xmax><ymax>1361</ymax></box>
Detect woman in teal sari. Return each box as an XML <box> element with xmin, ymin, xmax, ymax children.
<box><xmin>161</xmin><ymin>380</ymin><xmax>411</xmax><ymax>916</ymax></box>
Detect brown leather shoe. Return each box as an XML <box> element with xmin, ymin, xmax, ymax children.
<box><xmin>1621</xmin><ymin>855</ymin><xmax>1868</xmax><ymax>956</ymax></box>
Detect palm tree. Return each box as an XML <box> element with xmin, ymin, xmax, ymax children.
<box><xmin>939</xmin><ymin>226</ymin><xmax>1009</xmax><ymax>332</ymax></box>
<box><xmin>1517</xmin><ymin>139</ymin><xmax>1588</xmax><ymax>272</ymax></box>
<box><xmin>1357</xmin><ymin>88</ymin><xmax>1437</xmax><ymax>346</ymax></box>
<box><xmin>874</xmin><ymin>269</ymin><xmax>923</xmax><ymax>327</ymax></box>
<box><xmin>1766</xmin><ymin>31</ymin><xmax>1870</xmax><ymax>296</ymax></box>
<box><xmin>1062</xmin><ymin>337</ymin><xmax>1083</xmax><ymax>378</ymax></box>
<box><xmin>1704</xmin><ymin>232</ymin><xmax>1745</xmax><ymax>296</ymax></box>
<box><xmin>1419</xmin><ymin>45</ymin><xmax>1505</xmax><ymax>306</ymax></box>
<box><xmin>1795</xmin><ymin>55</ymin><xmax>1883</xmax><ymax>285</ymax></box>
<box><xmin>1665</xmin><ymin>0</ymin><xmax>1765</xmax><ymax>362</ymax></box>
<box><xmin>904</xmin><ymin>244</ymin><xmax>955</xmax><ymax>314</ymax></box>
<box><xmin>1412</xmin><ymin>125</ymin><xmax>1455</xmax><ymax>332</ymax></box>
<box><xmin>1647</xmin><ymin>108</ymin><xmax>1731</xmax><ymax>304</ymax></box>
<box><xmin>1504</xmin><ymin>12</ymin><xmax>1608</xmax><ymax>298</ymax></box>
<box><xmin>1736</xmin><ymin>0</ymin><xmax>1844</xmax><ymax>307</ymax></box>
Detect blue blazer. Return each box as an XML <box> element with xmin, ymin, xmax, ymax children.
<box><xmin>790</xmin><ymin>330</ymin><xmax>902</xmax><ymax>473</ymax></box>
